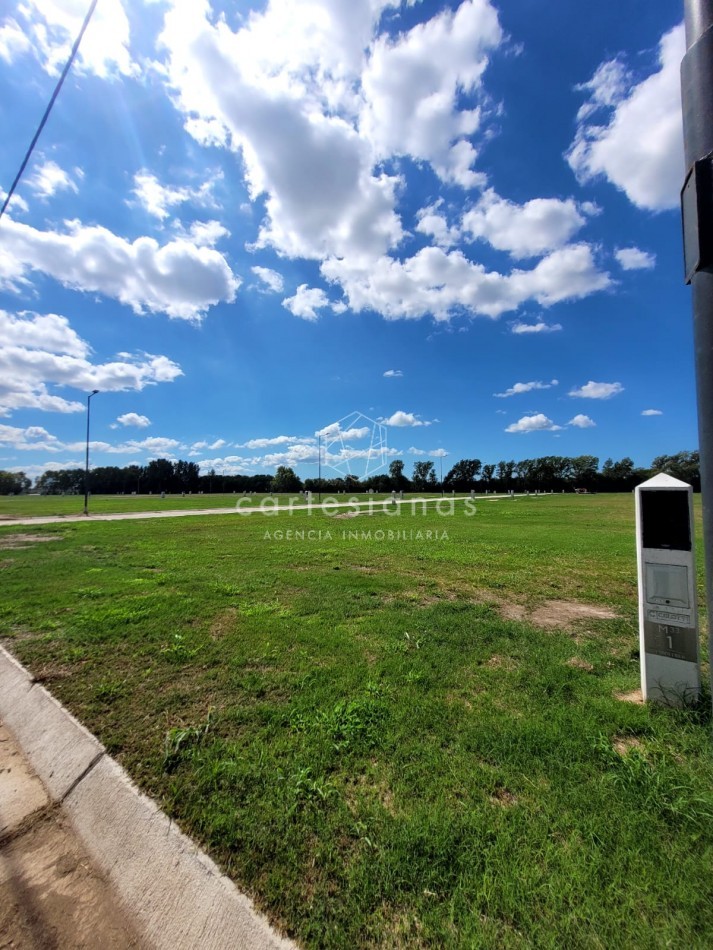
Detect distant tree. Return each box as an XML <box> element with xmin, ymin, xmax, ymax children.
<box><xmin>514</xmin><ymin>458</ymin><xmax>534</xmax><ymax>489</ymax></box>
<box><xmin>35</xmin><ymin>468</ymin><xmax>84</xmax><ymax>494</ymax></box>
<box><xmin>444</xmin><ymin>459</ymin><xmax>481</xmax><ymax>491</ymax></box>
<box><xmin>123</xmin><ymin>464</ymin><xmax>144</xmax><ymax>494</ymax></box>
<box><xmin>570</xmin><ymin>455</ymin><xmax>599</xmax><ymax>491</ymax></box>
<box><xmin>174</xmin><ymin>460</ymin><xmax>200</xmax><ymax>492</ymax></box>
<box><xmin>0</xmin><ymin>470</ymin><xmax>30</xmax><ymax>495</ymax></box>
<box><xmin>412</xmin><ymin>460</ymin><xmax>437</xmax><ymax>490</ymax></box>
<box><xmin>496</xmin><ymin>460</ymin><xmax>515</xmax><ymax>487</ymax></box>
<box><xmin>599</xmin><ymin>457</ymin><xmax>636</xmax><ymax>491</ymax></box>
<box><xmin>389</xmin><ymin>459</ymin><xmax>410</xmax><ymax>491</ymax></box>
<box><xmin>271</xmin><ymin>466</ymin><xmax>303</xmax><ymax>493</ymax></box>
<box><xmin>481</xmin><ymin>463</ymin><xmax>496</xmax><ymax>486</ymax></box>
<box><xmin>651</xmin><ymin>451</ymin><xmax>700</xmax><ymax>489</ymax></box>
<box><xmin>529</xmin><ymin>456</ymin><xmax>571</xmax><ymax>490</ymax></box>
<box><xmin>361</xmin><ymin>473</ymin><xmax>391</xmax><ymax>493</ymax></box>
<box><xmin>145</xmin><ymin>458</ymin><xmax>174</xmax><ymax>492</ymax></box>
<box><xmin>90</xmin><ymin>466</ymin><xmax>126</xmax><ymax>494</ymax></box>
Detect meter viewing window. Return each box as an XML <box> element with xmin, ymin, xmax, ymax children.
<box><xmin>640</xmin><ymin>490</ymin><xmax>691</xmax><ymax>551</ymax></box>
<box><xmin>644</xmin><ymin>562</ymin><xmax>690</xmax><ymax>608</ymax></box>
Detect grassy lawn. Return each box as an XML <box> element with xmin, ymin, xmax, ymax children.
<box><xmin>0</xmin><ymin>491</ymin><xmax>308</xmax><ymax>518</ymax></box>
<box><xmin>1</xmin><ymin>494</ymin><xmax>712</xmax><ymax>947</ymax></box>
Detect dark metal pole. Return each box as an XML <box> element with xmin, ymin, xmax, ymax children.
<box><xmin>318</xmin><ymin>432</ymin><xmax>322</xmax><ymax>502</ymax></box>
<box><xmin>682</xmin><ymin>0</ymin><xmax>713</xmax><ymax>700</ymax></box>
<box><xmin>83</xmin><ymin>389</ymin><xmax>98</xmax><ymax>515</ymax></box>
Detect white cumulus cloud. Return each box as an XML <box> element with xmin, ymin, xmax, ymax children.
<box><xmin>642</xmin><ymin>408</ymin><xmax>663</xmax><ymax>416</ymax></box>
<box><xmin>2</xmin><ymin>0</ymin><xmax>138</xmax><ymax>78</ymax></box>
<box><xmin>282</xmin><ymin>285</ymin><xmax>330</xmax><ymax>321</ymax></box>
<box><xmin>361</xmin><ymin>0</ymin><xmax>503</xmax><ymax>187</ymax></box>
<box><xmin>158</xmin><ymin>0</ymin><xmax>403</xmax><ymax>262</ymax></box>
<box><xmin>132</xmin><ymin>170</ymin><xmax>223</xmax><ymax>221</ymax></box>
<box><xmin>510</xmin><ymin>320</ymin><xmax>563</xmax><ymax>334</ymax></box>
<box><xmin>252</xmin><ymin>266</ymin><xmax>285</xmax><ymax>293</ymax></box>
<box><xmin>152</xmin><ymin>0</ymin><xmax>615</xmax><ymax>325</ymax></box>
<box><xmin>462</xmin><ymin>190</ymin><xmax>589</xmax><ymax>259</ymax></box>
<box><xmin>26</xmin><ymin>160</ymin><xmax>81</xmax><ymax>199</ymax></box>
<box><xmin>0</xmin><ymin>310</ymin><xmax>183</xmax><ymax>418</ymax></box>
<box><xmin>0</xmin><ymin>216</ymin><xmax>239</xmax><ymax>320</ymax></box>
<box><xmin>569</xmin><ymin>381</ymin><xmax>624</xmax><ymax>399</ymax></box>
<box><xmin>381</xmin><ymin>411</ymin><xmax>432</xmax><ymax>427</ymax></box>
<box><xmin>415</xmin><ymin>203</ymin><xmax>460</xmax><ymax>249</ymax></box>
<box><xmin>615</xmin><ymin>247</ymin><xmax>656</xmax><ymax>270</ymax></box>
<box><xmin>494</xmin><ymin>379</ymin><xmax>558</xmax><ymax>398</ymax></box>
<box><xmin>0</xmin><ymin>19</ymin><xmax>31</xmax><ymax>62</ymax></box>
<box><xmin>383</xmin><ymin>369</ymin><xmax>403</xmax><ymax>378</ymax></box>
<box><xmin>567</xmin><ymin>24</ymin><xmax>685</xmax><ymax>211</ymax></box>
<box><xmin>237</xmin><ymin>435</ymin><xmax>311</xmax><ymax>449</ymax></box>
<box><xmin>568</xmin><ymin>414</ymin><xmax>596</xmax><ymax>428</ymax></box>
<box><xmin>116</xmin><ymin>413</ymin><xmax>151</xmax><ymax>428</ymax></box>
<box><xmin>124</xmin><ymin>437</ymin><xmax>182</xmax><ymax>457</ymax></box>
<box><xmin>505</xmin><ymin>414</ymin><xmax>562</xmax><ymax>433</ymax></box>
<box><xmin>323</xmin><ymin>243</ymin><xmax>610</xmax><ymax>321</ymax></box>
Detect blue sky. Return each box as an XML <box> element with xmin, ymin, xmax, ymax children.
<box><xmin>0</xmin><ymin>0</ymin><xmax>693</xmax><ymax>482</ymax></box>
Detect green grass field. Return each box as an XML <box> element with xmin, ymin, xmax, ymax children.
<box><xmin>0</xmin><ymin>490</ymin><xmax>316</xmax><ymax>518</ymax></box>
<box><xmin>1</xmin><ymin>494</ymin><xmax>712</xmax><ymax>947</ymax></box>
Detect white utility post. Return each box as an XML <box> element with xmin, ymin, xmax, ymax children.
<box><xmin>635</xmin><ymin>473</ymin><xmax>701</xmax><ymax>704</ymax></box>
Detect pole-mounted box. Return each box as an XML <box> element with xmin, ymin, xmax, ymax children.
<box><xmin>681</xmin><ymin>153</ymin><xmax>713</xmax><ymax>284</ymax></box>
<box><xmin>635</xmin><ymin>473</ymin><xmax>701</xmax><ymax>704</ymax></box>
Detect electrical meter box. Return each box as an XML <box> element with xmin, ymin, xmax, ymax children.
<box><xmin>635</xmin><ymin>473</ymin><xmax>700</xmax><ymax>704</ymax></box>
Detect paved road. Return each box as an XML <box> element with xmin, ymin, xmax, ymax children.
<box><xmin>0</xmin><ymin>494</ymin><xmax>503</xmax><ymax>528</ymax></box>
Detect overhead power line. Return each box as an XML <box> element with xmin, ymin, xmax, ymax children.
<box><xmin>0</xmin><ymin>0</ymin><xmax>99</xmax><ymax>223</ymax></box>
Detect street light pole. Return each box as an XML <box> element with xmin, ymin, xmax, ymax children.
<box><xmin>83</xmin><ymin>389</ymin><xmax>99</xmax><ymax>515</ymax></box>
<box><xmin>440</xmin><ymin>454</ymin><xmax>443</xmax><ymax>496</ymax></box>
<box><xmin>681</xmin><ymin>0</ymin><xmax>713</xmax><ymax>702</ymax></box>
<box><xmin>318</xmin><ymin>432</ymin><xmax>322</xmax><ymax>503</ymax></box>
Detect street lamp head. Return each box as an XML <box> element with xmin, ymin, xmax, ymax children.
<box><xmin>91</xmin><ymin>389</ymin><xmax>99</xmax><ymax>395</ymax></box>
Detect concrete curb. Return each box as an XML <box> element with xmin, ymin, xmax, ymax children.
<box><xmin>0</xmin><ymin>645</ymin><xmax>296</xmax><ymax>950</ymax></box>
<box><xmin>0</xmin><ymin>655</ymin><xmax>103</xmax><ymax>801</ymax></box>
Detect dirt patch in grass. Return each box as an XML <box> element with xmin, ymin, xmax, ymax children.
<box><xmin>445</xmin><ymin>691</ymin><xmax>474</xmax><ymax>710</ymax></box>
<box><xmin>565</xmin><ymin>657</ymin><xmax>594</xmax><ymax>672</ymax></box>
<box><xmin>490</xmin><ymin>786</ymin><xmax>517</xmax><ymax>807</ymax></box>
<box><xmin>33</xmin><ymin>663</ymin><xmax>82</xmax><ymax>684</ymax></box>
<box><xmin>384</xmin><ymin>583</ymin><xmax>472</xmax><ymax>609</ymax></box>
<box><xmin>530</xmin><ymin>600</ymin><xmax>619</xmax><ymax>627</ymax></box>
<box><xmin>500</xmin><ymin>602</ymin><xmax>527</xmax><ymax>622</ymax></box>
<box><xmin>0</xmin><ymin>558</ymin><xmax>13</xmax><ymax>569</ymax></box>
<box><xmin>500</xmin><ymin>599</ymin><xmax>618</xmax><ymax>629</ymax></box>
<box><xmin>613</xmin><ymin>735</ymin><xmax>644</xmax><ymax>756</ymax></box>
<box><xmin>0</xmin><ymin>533</ymin><xmax>60</xmax><ymax>549</ymax></box>
<box><xmin>615</xmin><ymin>688</ymin><xmax>644</xmax><ymax>704</ymax></box>
<box><xmin>485</xmin><ymin>654</ymin><xmax>518</xmax><ymax>671</ymax></box>
<box><xmin>378</xmin><ymin>906</ymin><xmax>428</xmax><ymax>950</ymax></box>
<box><xmin>1</xmin><ymin>627</ymin><xmax>40</xmax><ymax>643</ymax></box>
<box><xmin>210</xmin><ymin>607</ymin><xmax>238</xmax><ymax>639</ymax></box>
<box><xmin>345</xmin><ymin>772</ymin><xmax>398</xmax><ymax>816</ymax></box>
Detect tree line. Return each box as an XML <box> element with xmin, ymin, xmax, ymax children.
<box><xmin>0</xmin><ymin>449</ymin><xmax>699</xmax><ymax>496</ymax></box>
<box><xmin>0</xmin><ymin>471</ymin><xmax>31</xmax><ymax>495</ymax></box>
<box><xmin>31</xmin><ymin>460</ymin><xmax>273</xmax><ymax>496</ymax></box>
